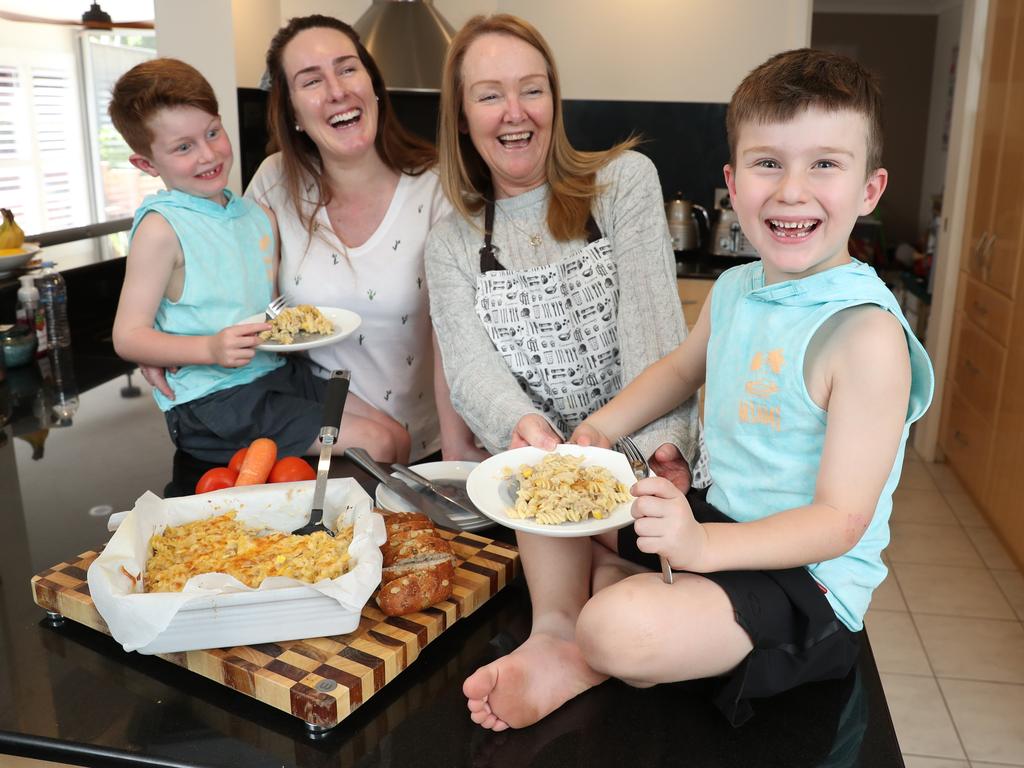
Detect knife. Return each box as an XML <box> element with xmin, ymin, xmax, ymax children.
<box><xmin>294</xmin><ymin>370</ymin><xmax>350</xmax><ymax>536</ymax></box>
<box><xmin>345</xmin><ymin>448</ymin><xmax>465</xmax><ymax>532</ymax></box>
<box><xmin>390</xmin><ymin>463</ymin><xmax>487</xmax><ymax>524</ymax></box>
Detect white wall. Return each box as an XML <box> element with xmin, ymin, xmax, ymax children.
<box><xmin>280</xmin><ymin>0</ymin><xmax>812</xmax><ymax>102</ymax></box>
<box><xmin>232</xmin><ymin>0</ymin><xmax>282</xmax><ymax>88</ymax></box>
<box><xmin>154</xmin><ymin>0</ymin><xmax>243</xmax><ymax>194</ymax></box>
<box><xmin>918</xmin><ymin>2</ymin><xmax>964</xmax><ymax>233</ymax></box>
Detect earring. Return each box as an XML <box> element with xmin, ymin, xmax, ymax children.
<box><xmin>295</xmin><ymin>123</ymin><xmax>302</xmax><ymax>131</ymax></box>
<box><xmin>375</xmin><ymin>96</ymin><xmax>379</xmax><ymax>102</ymax></box>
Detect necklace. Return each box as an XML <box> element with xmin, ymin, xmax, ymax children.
<box><xmin>497</xmin><ymin>204</ymin><xmax>543</xmax><ymax>248</ymax></box>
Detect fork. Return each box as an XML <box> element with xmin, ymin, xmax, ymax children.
<box><xmin>265</xmin><ymin>295</ymin><xmax>288</xmax><ymax>321</ymax></box>
<box><xmin>616</xmin><ymin>436</ymin><xmax>674</xmax><ymax>584</ymax></box>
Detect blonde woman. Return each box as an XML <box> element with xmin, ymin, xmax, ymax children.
<box><xmin>425</xmin><ymin>15</ymin><xmax>701</xmax><ymax>730</ymax></box>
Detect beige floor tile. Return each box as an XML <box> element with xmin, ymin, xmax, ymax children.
<box><xmin>993</xmin><ymin>569</ymin><xmax>1024</xmax><ymax>622</ymax></box>
<box><xmin>943</xmin><ymin>492</ymin><xmax>989</xmax><ymax>529</ymax></box>
<box><xmin>865</xmin><ymin>610</ymin><xmax>932</xmax><ymax>675</ymax></box>
<box><xmin>915</xmin><ymin>614</ymin><xmax>1024</xmax><ymax>683</ymax></box>
<box><xmin>924</xmin><ymin>462</ymin><xmax>966</xmax><ymax>493</ymax></box>
<box><xmin>940</xmin><ymin>678</ymin><xmax>1024</xmax><ymax>764</ymax></box>
<box><xmin>900</xmin><ymin>461</ymin><xmax>940</xmax><ymax>492</ymax></box>
<box><xmin>963</xmin><ymin>527</ymin><xmax>1018</xmax><ymax>571</ymax></box>
<box><xmin>880</xmin><ymin>673</ymin><xmax>965</xmax><ymax>759</ymax></box>
<box><xmin>888</xmin><ymin>523</ymin><xmax>985</xmax><ymax>568</ymax></box>
<box><xmin>873</xmin><ymin>571</ymin><xmax>908</xmax><ymax>611</ymax></box>
<box><xmin>901</xmin><ymin>758</ymin><xmax>969</xmax><ymax>768</ymax></box>
<box><xmin>892</xmin><ymin>488</ymin><xmax>960</xmax><ymax>526</ymax></box>
<box><xmin>892</xmin><ymin>562</ymin><xmax>1015</xmax><ymax>620</ymax></box>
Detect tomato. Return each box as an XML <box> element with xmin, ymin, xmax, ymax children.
<box><xmin>195</xmin><ymin>466</ymin><xmax>239</xmax><ymax>494</ymax></box>
<box><xmin>228</xmin><ymin>447</ymin><xmax>248</xmax><ymax>473</ymax></box>
<box><xmin>268</xmin><ymin>456</ymin><xmax>316</xmax><ymax>483</ymax></box>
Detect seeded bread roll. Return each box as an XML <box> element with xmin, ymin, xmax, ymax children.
<box><xmin>377</xmin><ymin>515</ymin><xmax>456</xmax><ymax>616</ymax></box>
<box><xmin>377</xmin><ymin>561</ymin><xmax>455</xmax><ymax>616</ymax></box>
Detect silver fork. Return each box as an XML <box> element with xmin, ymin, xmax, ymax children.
<box><xmin>265</xmin><ymin>295</ymin><xmax>288</xmax><ymax>321</ymax></box>
<box><xmin>616</xmin><ymin>436</ymin><xmax>674</xmax><ymax>584</ymax></box>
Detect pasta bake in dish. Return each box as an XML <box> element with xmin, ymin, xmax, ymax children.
<box><xmin>144</xmin><ymin>512</ymin><xmax>354</xmax><ymax>592</ymax></box>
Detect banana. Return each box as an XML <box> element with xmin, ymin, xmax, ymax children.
<box><xmin>17</xmin><ymin>428</ymin><xmax>49</xmax><ymax>460</ymax></box>
<box><xmin>0</xmin><ymin>208</ymin><xmax>25</xmax><ymax>250</ymax></box>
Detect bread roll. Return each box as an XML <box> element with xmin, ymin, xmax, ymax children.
<box><xmin>376</xmin><ymin>514</ymin><xmax>456</xmax><ymax>616</ymax></box>
<box><xmin>377</xmin><ymin>561</ymin><xmax>455</xmax><ymax>616</ymax></box>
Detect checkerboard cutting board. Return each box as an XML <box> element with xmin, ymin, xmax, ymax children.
<box><xmin>30</xmin><ymin>529</ymin><xmax>519</xmax><ymax>730</ymax></box>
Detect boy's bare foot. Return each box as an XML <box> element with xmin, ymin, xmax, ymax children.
<box><xmin>463</xmin><ymin>633</ymin><xmax>608</xmax><ymax>730</ymax></box>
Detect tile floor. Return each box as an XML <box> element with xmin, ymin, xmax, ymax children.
<box><xmin>870</xmin><ymin>450</ymin><xmax>1024</xmax><ymax>767</ymax></box>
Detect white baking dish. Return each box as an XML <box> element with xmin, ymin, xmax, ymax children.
<box><xmin>87</xmin><ymin>479</ymin><xmax>386</xmax><ymax>654</ymax></box>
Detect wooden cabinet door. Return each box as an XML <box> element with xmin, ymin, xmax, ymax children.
<box><xmin>965</xmin><ymin>0</ymin><xmax>1021</xmax><ymax>291</ymax></box>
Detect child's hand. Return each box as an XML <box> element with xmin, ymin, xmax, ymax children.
<box><xmin>208</xmin><ymin>322</ymin><xmax>270</xmax><ymax>368</ymax></box>
<box><xmin>510</xmin><ymin>414</ymin><xmax>561</xmax><ymax>450</ymax></box>
<box><xmin>648</xmin><ymin>443</ymin><xmax>692</xmax><ymax>493</ymax></box>
<box><xmin>568</xmin><ymin>421</ymin><xmax>612</xmax><ymax>448</ymax></box>
<box><xmin>630</xmin><ymin>476</ymin><xmax>708</xmax><ymax>572</ymax></box>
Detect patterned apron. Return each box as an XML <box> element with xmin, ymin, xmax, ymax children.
<box><xmin>474</xmin><ymin>201</ymin><xmax>622</xmax><ymax>438</ymax></box>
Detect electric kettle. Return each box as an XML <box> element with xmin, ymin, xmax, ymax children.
<box><xmin>665</xmin><ymin>194</ymin><xmax>709</xmax><ymax>252</ymax></box>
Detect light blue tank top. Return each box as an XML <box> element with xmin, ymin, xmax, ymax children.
<box><xmin>705</xmin><ymin>260</ymin><xmax>934</xmax><ymax>631</ymax></box>
<box><xmin>130</xmin><ymin>189</ymin><xmax>283</xmax><ymax>411</ymax></box>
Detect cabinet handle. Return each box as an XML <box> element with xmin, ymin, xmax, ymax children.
<box><xmin>964</xmin><ymin>359</ymin><xmax>980</xmax><ymax>375</ymax></box>
<box><xmin>972</xmin><ymin>300</ymin><xmax>989</xmax><ymax>317</ymax></box>
<box><xmin>971</xmin><ymin>230</ymin><xmax>988</xmax><ymax>271</ymax></box>
<box><xmin>981</xmin><ymin>233</ymin><xmax>996</xmax><ymax>280</ymax></box>
<box><xmin>953</xmin><ymin>429</ymin><xmax>969</xmax><ymax>447</ymax></box>
<box><xmin>680</xmin><ymin>299</ymin><xmax>698</xmax><ymax>306</ymax></box>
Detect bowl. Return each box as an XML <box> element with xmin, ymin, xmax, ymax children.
<box><xmin>0</xmin><ymin>243</ymin><xmax>42</xmax><ymax>275</ymax></box>
<box><xmin>1</xmin><ymin>325</ymin><xmax>37</xmax><ymax>368</ymax></box>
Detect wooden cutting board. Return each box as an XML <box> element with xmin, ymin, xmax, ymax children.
<box><xmin>30</xmin><ymin>529</ymin><xmax>519</xmax><ymax>730</ymax></box>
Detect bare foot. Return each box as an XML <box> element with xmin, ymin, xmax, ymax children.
<box><xmin>463</xmin><ymin>633</ymin><xmax>608</xmax><ymax>730</ymax></box>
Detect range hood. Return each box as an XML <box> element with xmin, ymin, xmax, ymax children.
<box><xmin>353</xmin><ymin>0</ymin><xmax>455</xmax><ymax>93</ymax></box>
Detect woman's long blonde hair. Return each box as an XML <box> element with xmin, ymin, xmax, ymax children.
<box><xmin>438</xmin><ymin>14</ymin><xmax>637</xmax><ymax>242</ymax></box>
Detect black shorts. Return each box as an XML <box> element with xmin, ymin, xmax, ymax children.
<box><xmin>617</xmin><ymin>488</ymin><xmax>861</xmax><ymax>727</ymax></box>
<box><xmin>164</xmin><ymin>357</ymin><xmax>327</xmax><ymax>464</ymax></box>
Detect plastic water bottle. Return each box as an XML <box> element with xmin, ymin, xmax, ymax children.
<box><xmin>44</xmin><ymin>345</ymin><xmax>79</xmax><ymax>426</ymax></box>
<box><xmin>35</xmin><ymin>262</ymin><xmax>71</xmax><ymax>350</ymax></box>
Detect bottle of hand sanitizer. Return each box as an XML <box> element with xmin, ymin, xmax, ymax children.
<box><xmin>16</xmin><ymin>274</ymin><xmax>47</xmax><ymax>358</ymax></box>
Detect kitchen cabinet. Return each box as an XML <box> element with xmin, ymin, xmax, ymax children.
<box><xmin>940</xmin><ymin>0</ymin><xmax>1024</xmax><ymax>569</ymax></box>
<box><xmin>677</xmin><ymin>277</ymin><xmax>712</xmax><ymax>330</ymax></box>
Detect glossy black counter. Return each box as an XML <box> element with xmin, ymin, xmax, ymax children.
<box><xmin>0</xmin><ymin>353</ymin><xmax>905</xmax><ymax>768</ymax></box>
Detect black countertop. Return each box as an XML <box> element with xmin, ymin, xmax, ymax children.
<box><xmin>0</xmin><ymin>341</ymin><xmax>904</xmax><ymax>768</ymax></box>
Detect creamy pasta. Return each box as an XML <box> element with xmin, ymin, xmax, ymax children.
<box><xmin>505</xmin><ymin>453</ymin><xmax>631</xmax><ymax>525</ymax></box>
<box><xmin>259</xmin><ymin>304</ymin><xmax>334</xmax><ymax>344</ymax></box>
<box><xmin>143</xmin><ymin>512</ymin><xmax>354</xmax><ymax>592</ymax></box>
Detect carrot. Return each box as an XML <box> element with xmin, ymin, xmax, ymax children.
<box><xmin>234</xmin><ymin>437</ymin><xmax>278</xmax><ymax>486</ymax></box>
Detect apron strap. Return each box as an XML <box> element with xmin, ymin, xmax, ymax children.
<box><xmin>479</xmin><ymin>201</ymin><xmax>604</xmax><ymax>273</ymax></box>
<box><xmin>479</xmin><ymin>199</ymin><xmax>505</xmax><ymax>272</ymax></box>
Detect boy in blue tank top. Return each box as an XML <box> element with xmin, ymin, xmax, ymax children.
<box><xmin>462</xmin><ymin>48</ymin><xmax>934</xmax><ymax>731</ymax></box>
<box><xmin>109</xmin><ymin>59</ymin><xmax>335</xmax><ymax>465</ymax></box>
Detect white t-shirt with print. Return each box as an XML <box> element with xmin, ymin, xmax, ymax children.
<box><xmin>246</xmin><ymin>154</ymin><xmax>451</xmax><ymax>460</ymax></box>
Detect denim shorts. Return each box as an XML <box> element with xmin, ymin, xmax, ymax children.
<box><xmin>164</xmin><ymin>357</ymin><xmax>327</xmax><ymax>464</ymax></box>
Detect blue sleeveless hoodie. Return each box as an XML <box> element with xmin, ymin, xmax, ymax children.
<box><xmin>130</xmin><ymin>189</ymin><xmax>283</xmax><ymax>411</ymax></box>
<box><xmin>705</xmin><ymin>259</ymin><xmax>934</xmax><ymax>630</ymax></box>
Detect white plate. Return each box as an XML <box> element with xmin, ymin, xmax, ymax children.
<box><xmin>466</xmin><ymin>445</ymin><xmax>638</xmax><ymax>538</ymax></box>
<box><xmin>374</xmin><ymin>460</ymin><xmax>480</xmax><ymax>513</ymax></box>
<box><xmin>0</xmin><ymin>242</ymin><xmax>41</xmax><ymax>275</ymax></box>
<box><xmin>241</xmin><ymin>306</ymin><xmax>362</xmax><ymax>352</ymax></box>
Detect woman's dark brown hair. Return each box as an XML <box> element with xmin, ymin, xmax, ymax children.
<box><xmin>264</xmin><ymin>14</ymin><xmax>436</xmax><ymax>244</ymax></box>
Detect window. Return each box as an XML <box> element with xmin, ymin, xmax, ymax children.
<box><xmin>0</xmin><ymin>23</ymin><xmax>158</xmax><ymax>237</ymax></box>
<box><xmin>80</xmin><ymin>30</ymin><xmax>161</xmax><ymax>222</ymax></box>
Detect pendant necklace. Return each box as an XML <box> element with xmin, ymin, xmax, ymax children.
<box><xmin>498</xmin><ymin>204</ymin><xmax>543</xmax><ymax>248</ymax></box>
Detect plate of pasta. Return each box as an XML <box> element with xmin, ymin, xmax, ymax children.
<box><xmin>465</xmin><ymin>445</ymin><xmax>638</xmax><ymax>537</ymax></box>
<box><xmin>240</xmin><ymin>305</ymin><xmax>362</xmax><ymax>352</ymax></box>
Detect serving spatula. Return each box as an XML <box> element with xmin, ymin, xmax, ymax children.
<box><xmin>293</xmin><ymin>370</ymin><xmax>351</xmax><ymax>536</ymax></box>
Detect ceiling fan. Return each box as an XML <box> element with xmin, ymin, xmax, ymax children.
<box><xmin>0</xmin><ymin>3</ymin><xmax>153</xmax><ymax>30</ymax></box>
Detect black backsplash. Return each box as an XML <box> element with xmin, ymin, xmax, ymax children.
<box><xmin>237</xmin><ymin>88</ymin><xmax>729</xmax><ymax>213</ymax></box>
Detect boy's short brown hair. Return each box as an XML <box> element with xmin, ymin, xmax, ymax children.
<box><xmin>108</xmin><ymin>58</ymin><xmax>219</xmax><ymax>156</ymax></box>
<box><xmin>727</xmin><ymin>48</ymin><xmax>883</xmax><ymax>172</ymax></box>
